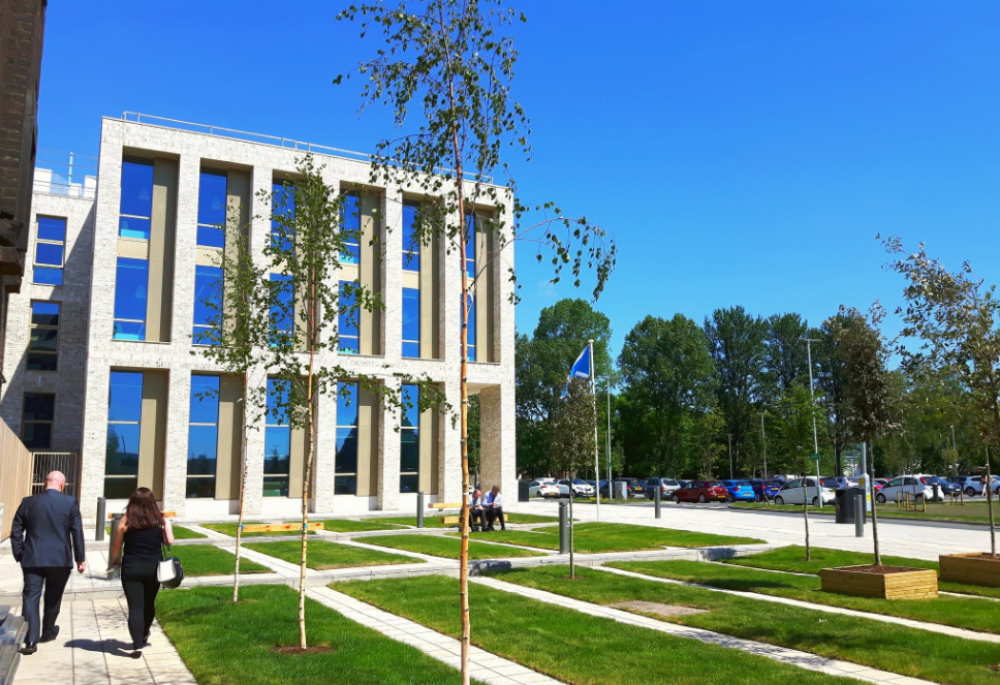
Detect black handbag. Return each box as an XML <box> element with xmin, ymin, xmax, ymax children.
<box><xmin>157</xmin><ymin>525</ymin><xmax>184</xmax><ymax>589</ymax></box>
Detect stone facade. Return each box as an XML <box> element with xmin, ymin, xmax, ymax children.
<box><xmin>6</xmin><ymin>116</ymin><xmax>515</xmax><ymax>519</ymax></box>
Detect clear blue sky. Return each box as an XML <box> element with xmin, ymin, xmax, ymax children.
<box><xmin>37</xmin><ymin>1</ymin><xmax>1000</xmax><ymax>357</ymax></box>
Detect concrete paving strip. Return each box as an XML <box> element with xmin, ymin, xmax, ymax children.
<box><xmin>470</xmin><ymin>576</ymin><xmax>936</xmax><ymax>685</ymax></box>
<box><xmin>596</xmin><ymin>565</ymin><xmax>1000</xmax><ymax>645</ymax></box>
<box><xmin>307</xmin><ymin>586</ymin><xmax>563</xmax><ymax>685</ymax></box>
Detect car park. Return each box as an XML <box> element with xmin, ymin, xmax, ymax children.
<box><xmin>773</xmin><ymin>478</ymin><xmax>836</xmax><ymax>506</ymax></box>
<box><xmin>720</xmin><ymin>480</ymin><xmax>756</xmax><ymax>502</ymax></box>
<box><xmin>917</xmin><ymin>475</ymin><xmax>960</xmax><ymax>498</ymax></box>
<box><xmin>527</xmin><ymin>480</ymin><xmax>561</xmax><ymax>498</ymax></box>
<box><xmin>600</xmin><ymin>479</ymin><xmax>635</xmax><ymax>498</ymax></box>
<box><xmin>875</xmin><ymin>475</ymin><xmax>934</xmax><ymax>504</ymax></box>
<box><xmin>671</xmin><ymin>481</ymin><xmax>728</xmax><ymax>503</ymax></box>
<box><xmin>642</xmin><ymin>478</ymin><xmax>681</xmax><ymax>499</ymax></box>
<box><xmin>748</xmin><ymin>478</ymin><xmax>781</xmax><ymax>501</ymax></box>
<box><xmin>556</xmin><ymin>478</ymin><xmax>595</xmax><ymax>498</ymax></box>
<box><xmin>949</xmin><ymin>475</ymin><xmax>1000</xmax><ymax>497</ymax></box>
<box><xmin>820</xmin><ymin>476</ymin><xmax>858</xmax><ymax>490</ymax></box>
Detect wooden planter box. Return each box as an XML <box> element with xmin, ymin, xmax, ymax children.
<box><xmin>940</xmin><ymin>553</ymin><xmax>1000</xmax><ymax>587</ymax></box>
<box><xmin>820</xmin><ymin>565</ymin><xmax>938</xmax><ymax>600</ymax></box>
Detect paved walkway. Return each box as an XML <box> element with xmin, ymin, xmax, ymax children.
<box><xmin>470</xmin><ymin>576</ymin><xmax>935</xmax><ymax>685</ymax></box>
<box><xmin>308</xmin><ymin>586</ymin><xmax>559</xmax><ymax>685</ymax></box>
<box><xmin>597</xmin><ymin>565</ymin><xmax>1000</xmax><ymax>644</ymax></box>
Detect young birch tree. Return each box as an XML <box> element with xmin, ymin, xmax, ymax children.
<box><xmin>335</xmin><ymin>2</ymin><xmax>616</xmax><ymax>680</ymax></box>
<box><xmin>885</xmin><ymin>237</ymin><xmax>998</xmax><ymax>556</ymax></box>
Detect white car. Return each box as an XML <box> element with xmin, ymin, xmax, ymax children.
<box><xmin>876</xmin><ymin>475</ymin><xmax>933</xmax><ymax>504</ymax></box>
<box><xmin>528</xmin><ymin>480</ymin><xmax>561</xmax><ymax>498</ymax></box>
<box><xmin>556</xmin><ymin>478</ymin><xmax>595</xmax><ymax>498</ymax></box>
<box><xmin>949</xmin><ymin>475</ymin><xmax>1000</xmax><ymax>497</ymax></box>
<box><xmin>773</xmin><ymin>477</ymin><xmax>836</xmax><ymax>506</ymax></box>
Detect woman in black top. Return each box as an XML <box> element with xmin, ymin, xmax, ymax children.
<box><xmin>109</xmin><ymin>487</ymin><xmax>174</xmax><ymax>658</ymax></box>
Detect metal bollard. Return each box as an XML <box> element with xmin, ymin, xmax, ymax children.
<box><xmin>854</xmin><ymin>494</ymin><xmax>865</xmax><ymax>538</ymax></box>
<box><xmin>417</xmin><ymin>491</ymin><xmax>424</xmax><ymax>529</ymax></box>
<box><xmin>107</xmin><ymin>513</ymin><xmax>123</xmax><ymax>580</ymax></box>
<box><xmin>654</xmin><ymin>485</ymin><xmax>661</xmax><ymax>519</ymax></box>
<box><xmin>95</xmin><ymin>497</ymin><xmax>106</xmax><ymax>541</ymax></box>
<box><xmin>932</xmin><ymin>483</ymin><xmax>940</xmax><ymax>502</ymax></box>
<box><xmin>558</xmin><ymin>501</ymin><xmax>569</xmax><ymax>554</ymax></box>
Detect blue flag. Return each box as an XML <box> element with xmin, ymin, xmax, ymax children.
<box><xmin>561</xmin><ymin>344</ymin><xmax>592</xmax><ymax>399</ymax></box>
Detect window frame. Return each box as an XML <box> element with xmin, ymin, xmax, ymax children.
<box><xmin>263</xmin><ymin>379</ymin><xmax>291</xmax><ymax>497</ymax></box>
<box><xmin>338</xmin><ymin>280</ymin><xmax>360</xmax><ymax>354</ymax></box>
<box><xmin>105</xmin><ymin>371</ymin><xmax>142</xmax><ymax>497</ymax></box>
<box><xmin>27</xmin><ymin>300</ymin><xmax>60</xmax><ymax>371</ymax></box>
<box><xmin>113</xmin><ymin>257</ymin><xmax>150</xmax><ymax>341</ymax></box>
<box><xmin>399</xmin><ymin>384</ymin><xmax>420</xmax><ymax>493</ymax></box>
<box><xmin>340</xmin><ymin>192</ymin><xmax>362</xmax><ymax>265</ymax></box>
<box><xmin>21</xmin><ymin>392</ymin><xmax>55</xmax><ymax>449</ymax></box>
<box><xmin>187</xmin><ymin>375</ymin><xmax>220</xmax><ymax>498</ymax></box>
<box><xmin>33</xmin><ymin>216</ymin><xmax>67</xmax><ymax>285</ymax></box>
<box><xmin>402</xmin><ymin>287</ymin><xmax>421</xmax><ymax>358</ymax></box>
<box><xmin>402</xmin><ymin>199</ymin><xmax>421</xmax><ymax>271</ymax></box>
<box><xmin>335</xmin><ymin>382</ymin><xmax>359</xmax><ymax>495</ymax></box>
<box><xmin>197</xmin><ymin>167</ymin><xmax>228</xmax><ymax>249</ymax></box>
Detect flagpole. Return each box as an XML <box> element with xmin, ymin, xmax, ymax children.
<box><xmin>589</xmin><ymin>339</ymin><xmax>600</xmax><ymax>522</ymax></box>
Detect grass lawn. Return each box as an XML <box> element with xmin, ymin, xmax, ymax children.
<box><xmin>106</xmin><ymin>524</ymin><xmax>206</xmax><ymax>539</ymax></box>
<box><xmin>172</xmin><ymin>544</ymin><xmax>270</xmax><ymax>576</ymax></box>
<box><xmin>337</xmin><ymin>575</ymin><xmax>858</xmax><ymax>685</ymax></box>
<box><xmin>368</xmin><ymin>512</ymin><xmax>559</xmax><ymax>529</ymax></box>
<box><xmin>201</xmin><ymin>522</ymin><xmax>319</xmax><ymax>538</ymax></box>
<box><xmin>728</xmin><ymin>545</ymin><xmax>1000</xmax><ymax>599</ymax></box>
<box><xmin>490</xmin><ymin>564</ymin><xmax>1000</xmax><ymax>685</ymax></box>
<box><xmin>361</xmin><ymin>534</ymin><xmax>547</xmax><ymax>560</ymax></box>
<box><xmin>450</xmin><ymin>522</ymin><xmax>762</xmax><ymax>553</ymax></box>
<box><xmin>732</xmin><ymin>501</ymin><xmax>998</xmax><ymax>524</ymax></box>
<box><xmin>156</xmin><ymin>585</ymin><xmax>484</xmax><ymax>685</ymax></box>
<box><xmin>609</xmin><ymin>558</ymin><xmax>1000</xmax><ymax>635</ymax></box>
<box><xmin>245</xmin><ymin>540</ymin><xmax>418</xmax><ymax>570</ymax></box>
<box><xmin>308</xmin><ymin>519</ymin><xmax>409</xmax><ymax>533</ymax></box>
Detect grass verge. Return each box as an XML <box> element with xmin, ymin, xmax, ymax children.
<box><xmin>449</xmin><ymin>522</ymin><xmax>763</xmax><ymax>553</ymax></box>
<box><xmin>337</xmin><ymin>575</ymin><xmax>858</xmax><ymax>684</ymax></box>
<box><xmin>157</xmin><ymin>585</ymin><xmax>484</xmax><ymax>684</ymax></box>
<box><xmin>361</xmin><ymin>534</ymin><xmax>546</xmax><ymax>560</ymax></box>
<box><xmin>609</xmin><ymin>558</ymin><xmax>1000</xmax><ymax>634</ymax></box>
<box><xmin>369</xmin><ymin>512</ymin><xmax>559</xmax><ymax>528</ymax></box>
<box><xmin>731</xmin><ymin>501</ymin><xmax>997</xmax><ymax>524</ymax></box>
<box><xmin>172</xmin><ymin>545</ymin><xmax>270</xmax><ymax>576</ymax></box>
<box><xmin>490</xmin><ymin>564</ymin><xmax>999</xmax><ymax>685</ymax></box>
<box><xmin>728</xmin><ymin>545</ymin><xmax>1000</xmax><ymax>599</ymax></box>
<box><xmin>245</xmin><ymin>540</ymin><xmax>418</xmax><ymax>570</ymax></box>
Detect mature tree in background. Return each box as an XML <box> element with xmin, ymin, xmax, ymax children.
<box><xmin>547</xmin><ymin>378</ymin><xmax>598</xmax><ymax>578</ymax></box>
<box><xmin>336</xmin><ymin>3</ymin><xmax>616</xmax><ymax>679</ymax></box>
<box><xmin>815</xmin><ymin>314</ymin><xmax>853</xmax><ymax>474</ymax></box>
<box><xmin>704</xmin><ymin>306</ymin><xmax>766</xmax><ymax>475</ymax></box>
<box><xmin>886</xmin><ymin>237</ymin><xmax>998</xmax><ymax>556</ymax></box>
<box><xmin>618</xmin><ymin>314</ymin><xmax>716</xmax><ymax>477</ymax></box>
<box><xmin>835</xmin><ymin>305</ymin><xmax>896</xmax><ymax>567</ymax></box>
<box><xmin>762</xmin><ymin>313</ymin><xmax>809</xmax><ymax>403</ymax></box>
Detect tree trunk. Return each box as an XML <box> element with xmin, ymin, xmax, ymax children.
<box><xmin>986</xmin><ymin>457</ymin><xmax>996</xmax><ymax>557</ymax></box>
<box><xmin>232</xmin><ymin>369</ymin><xmax>250</xmax><ymax>603</ymax></box>
<box><xmin>802</xmin><ymin>486</ymin><xmax>810</xmax><ymax>562</ymax></box>
<box><xmin>869</xmin><ymin>444</ymin><xmax>882</xmax><ymax>566</ymax></box>
<box><xmin>298</xmin><ymin>279</ymin><xmax>319</xmax><ymax>651</ymax></box>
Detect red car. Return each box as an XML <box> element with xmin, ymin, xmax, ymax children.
<box><xmin>671</xmin><ymin>481</ymin><xmax>728</xmax><ymax>503</ymax></box>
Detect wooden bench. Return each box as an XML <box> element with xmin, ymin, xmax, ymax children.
<box><xmin>108</xmin><ymin>511</ymin><xmax>177</xmax><ymax>519</ymax></box>
<box><xmin>440</xmin><ymin>516</ymin><xmax>461</xmax><ymax>525</ymax></box>
<box><xmin>429</xmin><ymin>502</ymin><xmax>463</xmax><ymax>510</ymax></box>
<box><xmin>241</xmin><ymin>523</ymin><xmax>326</xmax><ymax>533</ymax></box>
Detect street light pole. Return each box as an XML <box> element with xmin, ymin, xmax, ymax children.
<box><xmin>728</xmin><ymin>433</ymin><xmax>733</xmax><ymax>480</ymax></box>
<box><xmin>606</xmin><ymin>380</ymin><xmax>612</xmax><ymax>499</ymax></box>
<box><xmin>801</xmin><ymin>337</ymin><xmax>822</xmax><ymax>508</ymax></box>
<box><xmin>761</xmin><ymin>412</ymin><xmax>767</xmax><ymax>481</ymax></box>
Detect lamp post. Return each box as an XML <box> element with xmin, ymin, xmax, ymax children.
<box><xmin>800</xmin><ymin>337</ymin><xmax>822</xmax><ymax>508</ymax></box>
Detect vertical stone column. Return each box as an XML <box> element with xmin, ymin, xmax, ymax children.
<box><xmin>440</xmin><ymin>376</ymin><xmax>464</xmax><ymax>504</ymax></box>
<box><xmin>170</xmin><ymin>154</ymin><xmax>199</xmax><ymax>346</ymax></box>
<box><xmin>377</xmin><ymin>378</ymin><xmax>401</xmax><ymax>511</ymax></box>
<box><xmin>312</xmin><ymin>389</ymin><xmax>337</xmax><ymax>513</ymax></box>
<box><xmin>161</xmin><ymin>368</ymin><xmax>191</xmax><ymax>516</ymax></box>
<box><xmin>382</xmin><ymin>188</ymin><xmax>403</xmax><ymax>361</ymax></box>
<box><xmin>79</xmin><ymin>365</ymin><xmax>111</xmax><ymax>518</ymax></box>
<box><xmin>479</xmin><ymin>385</ymin><xmax>516</xmax><ymax>503</ymax></box>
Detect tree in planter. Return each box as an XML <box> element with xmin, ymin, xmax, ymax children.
<box><xmin>197</xmin><ymin>156</ymin><xmax>445</xmax><ymax>648</ymax></box>
<box><xmin>547</xmin><ymin>378</ymin><xmax>598</xmax><ymax>578</ymax></box>
<box><xmin>335</xmin><ymin>2</ymin><xmax>616</xmax><ymax>680</ymax></box>
<box><xmin>834</xmin><ymin>305</ymin><xmax>897</xmax><ymax>567</ymax></box>
<box><xmin>885</xmin><ymin>237</ymin><xmax>998</xmax><ymax>557</ymax></box>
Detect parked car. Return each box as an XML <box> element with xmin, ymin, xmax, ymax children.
<box><xmin>528</xmin><ymin>480</ymin><xmax>561</xmax><ymax>498</ymax></box>
<box><xmin>642</xmin><ymin>478</ymin><xmax>682</xmax><ymax>499</ymax></box>
<box><xmin>950</xmin><ymin>475</ymin><xmax>1000</xmax><ymax>497</ymax></box>
<box><xmin>873</xmin><ymin>478</ymin><xmax>889</xmax><ymax>491</ymax></box>
<box><xmin>677</xmin><ymin>480</ymin><xmax>694</xmax><ymax>490</ymax></box>
<box><xmin>748</xmin><ymin>478</ymin><xmax>782</xmax><ymax>502</ymax></box>
<box><xmin>720</xmin><ymin>480</ymin><xmax>756</xmax><ymax>502</ymax></box>
<box><xmin>820</xmin><ymin>477</ymin><xmax>858</xmax><ymax>490</ymax></box>
<box><xmin>671</xmin><ymin>481</ymin><xmax>728</xmax><ymax>503</ymax></box>
<box><xmin>600</xmin><ymin>479</ymin><xmax>635</xmax><ymax>498</ymax></box>
<box><xmin>917</xmin><ymin>476</ymin><xmax>961</xmax><ymax>498</ymax></box>
<box><xmin>773</xmin><ymin>478</ymin><xmax>836</xmax><ymax>506</ymax></box>
<box><xmin>556</xmin><ymin>478</ymin><xmax>595</xmax><ymax>498</ymax></box>
<box><xmin>875</xmin><ymin>475</ymin><xmax>933</xmax><ymax>504</ymax></box>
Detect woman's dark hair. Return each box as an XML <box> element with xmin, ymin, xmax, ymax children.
<box><xmin>125</xmin><ymin>487</ymin><xmax>163</xmax><ymax>530</ymax></box>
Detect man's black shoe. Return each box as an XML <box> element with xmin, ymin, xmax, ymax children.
<box><xmin>39</xmin><ymin>626</ymin><xmax>60</xmax><ymax>643</ymax></box>
<box><xmin>20</xmin><ymin>645</ymin><xmax>37</xmax><ymax>655</ymax></box>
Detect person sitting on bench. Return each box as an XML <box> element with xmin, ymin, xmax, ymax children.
<box><xmin>484</xmin><ymin>485</ymin><xmax>505</xmax><ymax>531</ymax></box>
<box><xmin>468</xmin><ymin>489</ymin><xmax>486</xmax><ymax>531</ymax></box>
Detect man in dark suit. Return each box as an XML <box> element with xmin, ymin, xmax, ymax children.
<box><xmin>10</xmin><ymin>471</ymin><xmax>86</xmax><ymax>655</ymax></box>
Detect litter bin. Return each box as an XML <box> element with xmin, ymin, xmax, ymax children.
<box><xmin>518</xmin><ymin>480</ymin><xmax>530</xmax><ymax>502</ymax></box>
<box><xmin>835</xmin><ymin>488</ymin><xmax>865</xmax><ymax>523</ymax></box>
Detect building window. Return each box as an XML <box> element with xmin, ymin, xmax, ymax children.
<box><xmin>106</xmin><ymin>371</ymin><xmax>142</xmax><ymax>498</ymax></box>
<box><xmin>271</xmin><ymin>182</ymin><xmax>295</xmax><ymax>252</ymax></box>
<box><xmin>22</xmin><ymin>393</ymin><xmax>54</xmax><ymax>449</ymax></box>
<box><xmin>113</xmin><ymin>257</ymin><xmax>148</xmax><ymax>340</ymax></box>
<box><xmin>187</xmin><ymin>375</ymin><xmax>219</xmax><ymax>498</ymax></box>
<box><xmin>402</xmin><ymin>200</ymin><xmax>420</xmax><ymax>271</ymax></box>
<box><xmin>402</xmin><ymin>287</ymin><xmax>420</xmax><ymax>358</ymax></box>
<box><xmin>27</xmin><ymin>302</ymin><xmax>60</xmax><ymax>371</ymax></box>
<box><xmin>33</xmin><ymin>216</ymin><xmax>66</xmax><ymax>286</ymax></box>
<box><xmin>264</xmin><ymin>379</ymin><xmax>290</xmax><ymax>497</ymax></box>
<box><xmin>466</xmin><ymin>294</ymin><xmax>476</xmax><ymax>362</ymax></box>
<box><xmin>119</xmin><ymin>157</ymin><xmax>153</xmax><ymax>240</ymax></box>
<box><xmin>400</xmin><ymin>384</ymin><xmax>419</xmax><ymax>492</ymax></box>
<box><xmin>193</xmin><ymin>265</ymin><xmax>222</xmax><ymax>345</ymax></box>
<box><xmin>465</xmin><ymin>212</ymin><xmax>476</xmax><ymax>278</ymax></box>
<box><xmin>270</xmin><ymin>273</ymin><xmax>294</xmax><ymax>344</ymax></box>
<box><xmin>341</xmin><ymin>193</ymin><xmax>361</xmax><ymax>264</ymax></box>
<box><xmin>335</xmin><ymin>383</ymin><xmax>359</xmax><ymax>495</ymax></box>
<box><xmin>338</xmin><ymin>281</ymin><xmax>359</xmax><ymax>354</ymax></box>
<box><xmin>197</xmin><ymin>168</ymin><xmax>227</xmax><ymax>249</ymax></box>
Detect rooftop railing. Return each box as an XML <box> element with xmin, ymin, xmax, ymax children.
<box><xmin>33</xmin><ymin>150</ymin><xmax>98</xmax><ymax>199</ymax></box>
